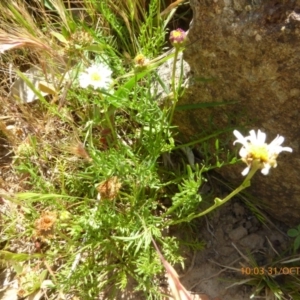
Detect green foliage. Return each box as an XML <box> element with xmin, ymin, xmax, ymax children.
<box><xmin>137</xmin><ymin>0</ymin><xmax>166</xmax><ymax>57</ymax></box>
<box><xmin>167</xmin><ymin>165</ymin><xmax>203</xmax><ymax>219</ymax></box>
<box><xmin>288</xmin><ymin>225</ymin><xmax>300</xmax><ymax>253</ymax></box>
<box><xmin>0</xmin><ymin>0</ymin><xmax>241</xmax><ymax>299</ymax></box>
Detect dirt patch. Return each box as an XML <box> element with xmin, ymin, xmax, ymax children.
<box><xmin>177</xmin><ymin>198</ymin><xmax>290</xmax><ymax>300</ymax></box>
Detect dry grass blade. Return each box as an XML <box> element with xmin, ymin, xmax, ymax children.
<box><xmin>265</xmin><ymin>236</ymin><xmax>280</xmax><ymax>257</ymax></box>
<box><xmin>0</xmin><ymin>1</ymin><xmax>63</xmax><ymax>58</ymax></box>
<box><xmin>46</xmin><ymin>0</ymin><xmax>73</xmax><ymax>31</ymax></box>
<box><xmin>160</xmin><ymin>0</ymin><xmax>185</xmax><ymax>16</ymax></box>
<box><xmin>280</xmin><ymin>256</ymin><xmax>300</xmax><ymax>264</ymax></box>
<box><xmin>152</xmin><ymin>238</ymin><xmax>192</xmax><ymax>300</ymax></box>
<box><xmin>0</xmin><ymin>31</ymin><xmax>52</xmax><ymax>54</ymax></box>
<box><xmin>231</xmin><ymin>242</ymin><xmax>251</xmax><ymax>263</ymax></box>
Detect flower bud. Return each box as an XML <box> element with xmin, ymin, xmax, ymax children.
<box><xmin>169</xmin><ymin>28</ymin><xmax>187</xmax><ymax>48</ymax></box>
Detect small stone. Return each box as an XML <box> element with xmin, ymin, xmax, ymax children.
<box><xmin>244</xmin><ymin>221</ymin><xmax>252</xmax><ymax>229</ymax></box>
<box><xmin>239</xmin><ymin>233</ymin><xmax>264</xmax><ymax>250</ymax></box>
<box><xmin>224</xmin><ymin>224</ymin><xmax>233</xmax><ymax>234</ymax></box>
<box><xmin>219</xmin><ymin>246</ymin><xmax>235</xmax><ymax>256</ymax></box>
<box><xmin>233</xmin><ymin>202</ymin><xmax>245</xmax><ymax>217</ymax></box>
<box><xmin>255</xmin><ymin>34</ymin><xmax>262</xmax><ymax>41</ymax></box>
<box><xmin>228</xmin><ymin>226</ymin><xmax>248</xmax><ymax>241</ymax></box>
<box><xmin>215</xmin><ymin>227</ymin><xmax>225</xmax><ymax>242</ymax></box>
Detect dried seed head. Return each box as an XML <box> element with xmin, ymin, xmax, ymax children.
<box><xmin>96</xmin><ymin>176</ymin><xmax>121</xmax><ymax>200</ymax></box>
<box><xmin>70</xmin><ymin>30</ymin><xmax>93</xmax><ymax>47</ymax></box>
<box><xmin>69</xmin><ymin>142</ymin><xmax>92</xmax><ymax>162</ymax></box>
<box><xmin>35</xmin><ymin>211</ymin><xmax>57</xmax><ymax>238</ymax></box>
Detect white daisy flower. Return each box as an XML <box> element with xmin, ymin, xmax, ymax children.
<box><xmin>233</xmin><ymin>129</ymin><xmax>293</xmax><ymax>176</ymax></box>
<box><xmin>79</xmin><ymin>63</ymin><xmax>112</xmax><ymax>90</ymax></box>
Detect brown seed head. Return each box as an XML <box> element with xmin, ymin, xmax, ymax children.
<box><xmin>96</xmin><ymin>176</ymin><xmax>121</xmax><ymax>200</ymax></box>
<box><xmin>35</xmin><ymin>211</ymin><xmax>57</xmax><ymax>238</ymax></box>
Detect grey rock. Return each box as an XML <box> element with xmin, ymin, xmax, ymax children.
<box><xmin>174</xmin><ymin>0</ymin><xmax>300</xmax><ymax>226</ymax></box>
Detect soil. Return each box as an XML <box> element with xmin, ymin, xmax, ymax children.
<box><xmin>176</xmin><ymin>197</ymin><xmax>291</xmax><ymax>300</ymax></box>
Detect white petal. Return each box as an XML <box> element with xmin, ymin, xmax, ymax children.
<box><xmin>261</xmin><ymin>165</ymin><xmax>271</xmax><ymax>175</ymax></box>
<box><xmin>248</xmin><ymin>130</ymin><xmax>257</xmax><ymax>143</ymax></box>
<box><xmin>275</xmin><ymin>135</ymin><xmax>284</xmax><ymax>145</ymax></box>
<box><xmin>241</xmin><ymin>166</ymin><xmax>250</xmax><ymax>176</ymax></box>
<box><xmin>233</xmin><ymin>129</ymin><xmax>292</xmax><ymax>177</ymax></box>
<box><xmin>233</xmin><ymin>130</ymin><xmax>245</xmax><ymax>141</ymax></box>
<box><xmin>239</xmin><ymin>147</ymin><xmax>248</xmax><ymax>158</ymax></box>
<box><xmin>257</xmin><ymin>130</ymin><xmax>266</xmax><ymax>144</ymax></box>
<box><xmin>233</xmin><ymin>130</ymin><xmax>249</xmax><ymax>147</ymax></box>
<box><xmin>269</xmin><ymin>135</ymin><xmax>284</xmax><ymax>148</ymax></box>
<box><xmin>79</xmin><ymin>80</ymin><xmax>89</xmax><ymax>88</ymax></box>
<box><xmin>78</xmin><ymin>62</ymin><xmax>113</xmax><ymax>91</ymax></box>
<box><xmin>281</xmin><ymin>146</ymin><xmax>293</xmax><ymax>152</ymax></box>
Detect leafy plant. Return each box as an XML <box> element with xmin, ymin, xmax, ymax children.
<box><xmin>288</xmin><ymin>225</ymin><xmax>300</xmax><ymax>253</ymax></box>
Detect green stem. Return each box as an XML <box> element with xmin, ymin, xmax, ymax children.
<box><xmin>104</xmin><ymin>105</ymin><xmax>117</xmax><ymax>144</ymax></box>
<box><xmin>167</xmin><ymin>163</ymin><xmax>260</xmax><ymax>226</ymax></box>
<box><xmin>168</xmin><ymin>48</ymin><xmax>180</xmax><ymax>124</ymax></box>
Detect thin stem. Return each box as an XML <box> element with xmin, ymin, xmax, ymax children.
<box><xmin>167</xmin><ymin>163</ymin><xmax>260</xmax><ymax>226</ymax></box>
<box><xmin>168</xmin><ymin>48</ymin><xmax>180</xmax><ymax>124</ymax></box>
<box><xmin>104</xmin><ymin>105</ymin><xmax>117</xmax><ymax>144</ymax></box>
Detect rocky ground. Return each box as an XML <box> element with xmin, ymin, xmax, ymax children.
<box><xmin>177</xmin><ymin>197</ymin><xmax>291</xmax><ymax>300</ymax></box>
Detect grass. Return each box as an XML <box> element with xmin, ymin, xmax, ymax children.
<box><xmin>0</xmin><ymin>0</ymin><xmax>297</xmax><ymax>299</ymax></box>
<box><xmin>225</xmin><ymin>249</ymin><xmax>300</xmax><ymax>300</ymax></box>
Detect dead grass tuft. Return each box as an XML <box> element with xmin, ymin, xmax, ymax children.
<box><xmin>35</xmin><ymin>211</ymin><xmax>57</xmax><ymax>239</ymax></box>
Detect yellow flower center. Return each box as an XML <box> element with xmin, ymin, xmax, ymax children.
<box><xmin>249</xmin><ymin>144</ymin><xmax>269</xmax><ymax>162</ymax></box>
<box><xmin>173</xmin><ymin>31</ymin><xmax>182</xmax><ymax>38</ymax></box>
<box><xmin>91</xmin><ymin>72</ymin><xmax>101</xmax><ymax>81</ymax></box>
